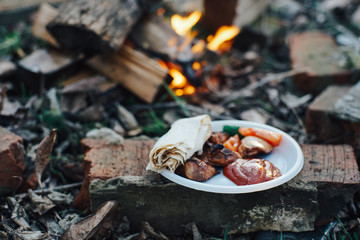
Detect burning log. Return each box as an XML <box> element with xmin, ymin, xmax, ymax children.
<box><xmin>46</xmin><ymin>0</ymin><xmax>143</xmax><ymax>53</ymax></box>
<box><xmin>87</xmin><ymin>45</ymin><xmax>168</xmax><ymax>103</ymax></box>
<box><xmin>129</xmin><ymin>14</ymin><xmax>194</xmax><ymax>63</ymax></box>
<box><xmin>201</xmin><ymin>0</ymin><xmax>269</xmax><ymax>32</ymax></box>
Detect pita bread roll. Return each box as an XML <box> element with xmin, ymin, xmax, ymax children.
<box><xmin>147</xmin><ymin>115</ymin><xmax>212</xmax><ymax>172</ymax></box>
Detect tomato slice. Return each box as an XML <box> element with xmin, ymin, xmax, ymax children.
<box><xmin>223</xmin><ymin>134</ymin><xmax>241</xmax><ymax>152</ymax></box>
<box><xmin>238</xmin><ymin>127</ymin><xmax>282</xmax><ymax>146</ymax></box>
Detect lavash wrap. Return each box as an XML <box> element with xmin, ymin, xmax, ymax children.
<box><xmin>147</xmin><ymin>115</ymin><xmax>212</xmax><ymax>173</ymax></box>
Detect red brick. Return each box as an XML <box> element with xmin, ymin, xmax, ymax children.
<box><xmin>0</xmin><ymin>128</ymin><xmax>25</xmax><ymax>195</ymax></box>
<box><xmin>289</xmin><ymin>31</ymin><xmax>353</xmax><ymax>93</ymax></box>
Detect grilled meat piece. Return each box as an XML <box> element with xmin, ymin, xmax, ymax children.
<box><xmin>203</xmin><ymin>144</ymin><xmax>240</xmax><ymax>167</ymax></box>
<box><xmin>238</xmin><ymin>136</ymin><xmax>273</xmax><ymax>158</ymax></box>
<box><xmin>184</xmin><ymin>156</ymin><xmax>217</xmax><ymax>182</ymax></box>
<box><xmin>208</xmin><ymin>132</ymin><xmax>230</xmax><ymax>145</ymax></box>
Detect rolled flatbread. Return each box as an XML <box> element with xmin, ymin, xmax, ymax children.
<box><xmin>147</xmin><ymin>115</ymin><xmax>212</xmax><ymax>173</ymax></box>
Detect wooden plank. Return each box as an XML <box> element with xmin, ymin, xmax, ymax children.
<box><xmin>87</xmin><ymin>45</ymin><xmax>167</xmax><ymax>103</ymax></box>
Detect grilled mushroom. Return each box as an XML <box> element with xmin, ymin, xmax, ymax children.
<box><xmin>238</xmin><ymin>136</ymin><xmax>273</xmax><ymax>158</ymax></box>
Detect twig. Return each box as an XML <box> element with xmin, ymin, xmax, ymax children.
<box><xmin>15</xmin><ymin>181</ymin><xmax>83</xmax><ymax>198</ymax></box>
<box><xmin>221</xmin><ymin>69</ymin><xmax>306</xmax><ymax>105</ymax></box>
<box><xmin>0</xmin><ymin>86</ymin><xmax>7</xmax><ymax>113</ymax></box>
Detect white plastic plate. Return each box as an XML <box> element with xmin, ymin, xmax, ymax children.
<box><xmin>160</xmin><ymin>120</ymin><xmax>304</xmax><ymax>194</ymax></box>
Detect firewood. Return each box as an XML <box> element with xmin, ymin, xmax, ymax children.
<box><xmin>87</xmin><ymin>45</ymin><xmax>168</xmax><ymax>103</ymax></box>
<box><xmin>74</xmin><ymin>138</ymin><xmax>360</xmax><ymax>234</ymax></box>
<box><xmin>32</xmin><ymin>5</ymin><xmax>166</xmax><ymax>102</ymax></box>
<box><xmin>129</xmin><ymin>14</ymin><xmax>193</xmax><ymax>63</ymax></box>
<box><xmin>46</xmin><ymin>0</ymin><xmax>143</xmax><ymax>53</ymax></box>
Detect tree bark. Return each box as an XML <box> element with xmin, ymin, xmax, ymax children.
<box><xmin>46</xmin><ymin>0</ymin><xmax>142</xmax><ymax>53</ymax></box>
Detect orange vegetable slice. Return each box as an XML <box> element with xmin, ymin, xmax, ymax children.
<box><xmin>223</xmin><ymin>134</ymin><xmax>241</xmax><ymax>152</ymax></box>
<box><xmin>238</xmin><ymin>127</ymin><xmax>282</xmax><ymax>146</ymax></box>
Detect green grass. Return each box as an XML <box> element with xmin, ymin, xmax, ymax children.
<box><xmin>141</xmin><ymin>110</ymin><xmax>169</xmax><ymax>136</ymax></box>
<box><xmin>0</xmin><ymin>28</ymin><xmax>21</xmax><ymax>56</ymax></box>
<box><xmin>336</xmin><ymin>217</ymin><xmax>359</xmax><ymax>240</ymax></box>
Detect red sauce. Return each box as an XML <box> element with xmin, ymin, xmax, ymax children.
<box><xmin>223</xmin><ymin>159</ymin><xmax>282</xmax><ymax>186</ymax></box>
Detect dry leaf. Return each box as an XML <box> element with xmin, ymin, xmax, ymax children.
<box><xmin>7</xmin><ymin>197</ymin><xmax>31</xmax><ymax>230</ymax></box>
<box><xmin>28</xmin><ymin>189</ymin><xmax>56</xmax><ymax>215</ymax></box>
<box><xmin>35</xmin><ymin>129</ymin><xmax>57</xmax><ymax>188</ymax></box>
<box><xmin>61</xmin><ymin>200</ymin><xmax>120</xmax><ymax>240</ymax></box>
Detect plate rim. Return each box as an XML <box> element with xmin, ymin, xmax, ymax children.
<box><xmin>160</xmin><ymin>120</ymin><xmax>304</xmax><ymax>194</ymax></box>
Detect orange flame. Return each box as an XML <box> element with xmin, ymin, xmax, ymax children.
<box><xmin>169</xmin><ymin>68</ymin><xmax>187</xmax><ymax>89</ymax></box>
<box><xmin>158</xmin><ymin>60</ymin><xmax>197</xmax><ymax>97</ymax></box>
<box><xmin>207</xmin><ymin>26</ymin><xmax>240</xmax><ymax>51</ymax></box>
<box><xmin>192</xmin><ymin>40</ymin><xmax>206</xmax><ymax>54</ymax></box>
<box><xmin>171</xmin><ymin>11</ymin><xmax>202</xmax><ymax>36</ymax></box>
<box><xmin>192</xmin><ymin>61</ymin><xmax>201</xmax><ymax>70</ymax></box>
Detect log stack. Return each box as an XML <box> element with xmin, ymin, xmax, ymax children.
<box><xmin>46</xmin><ymin>0</ymin><xmax>142</xmax><ymax>53</ymax></box>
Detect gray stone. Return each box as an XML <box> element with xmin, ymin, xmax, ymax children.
<box><xmin>89</xmin><ymin>175</ymin><xmax>318</xmax><ymax>236</ymax></box>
